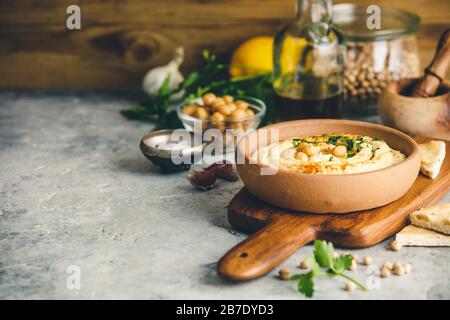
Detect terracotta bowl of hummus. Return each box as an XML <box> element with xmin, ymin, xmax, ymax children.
<box><xmin>236</xmin><ymin>119</ymin><xmax>421</xmax><ymax>213</ymax></box>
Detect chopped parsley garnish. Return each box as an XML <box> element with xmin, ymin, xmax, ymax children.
<box><xmin>346</xmin><ymin>139</ymin><xmax>354</xmax><ymax>150</ymax></box>
<box><xmin>329</xmin><ymin>156</ymin><xmax>334</xmax><ymax>161</ymax></box>
<box><xmin>292</xmin><ymin>138</ymin><xmax>302</xmax><ymax>147</ymax></box>
<box><xmin>327</xmin><ymin>135</ymin><xmax>341</xmax><ymax>145</ymax></box>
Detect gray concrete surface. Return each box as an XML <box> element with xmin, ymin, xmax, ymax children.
<box><xmin>0</xmin><ymin>92</ymin><xmax>448</xmax><ymax>300</ymax></box>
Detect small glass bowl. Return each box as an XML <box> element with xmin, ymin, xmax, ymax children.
<box><xmin>177</xmin><ymin>96</ymin><xmax>266</xmax><ymax>131</ymax></box>
<box><xmin>177</xmin><ymin>96</ymin><xmax>266</xmax><ymax>153</ymax></box>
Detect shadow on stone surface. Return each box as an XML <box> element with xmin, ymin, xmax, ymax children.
<box><xmin>112</xmin><ymin>156</ymin><xmax>162</xmax><ymax>175</ymax></box>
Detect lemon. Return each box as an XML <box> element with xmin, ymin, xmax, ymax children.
<box><xmin>279</xmin><ymin>36</ymin><xmax>309</xmax><ymax>74</ymax></box>
<box><xmin>230</xmin><ymin>36</ymin><xmax>274</xmax><ymax>77</ymax></box>
<box><xmin>230</xmin><ymin>36</ymin><xmax>309</xmax><ymax>78</ymax></box>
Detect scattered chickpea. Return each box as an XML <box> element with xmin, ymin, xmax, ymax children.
<box><xmin>345</xmin><ymin>282</ymin><xmax>355</xmax><ymax>292</ymax></box>
<box><xmin>404</xmin><ymin>263</ymin><xmax>412</xmax><ymax>274</ymax></box>
<box><xmin>393</xmin><ymin>262</ymin><xmax>402</xmax><ymax>270</ymax></box>
<box><xmin>363</xmin><ymin>256</ymin><xmax>372</xmax><ymax>266</ymax></box>
<box><xmin>223</xmin><ymin>95</ymin><xmax>234</xmax><ymax>104</ymax></box>
<box><xmin>352</xmin><ymin>254</ymin><xmax>358</xmax><ymax>262</ymax></box>
<box><xmin>235</xmin><ymin>100</ymin><xmax>249</xmax><ymax>110</ymax></box>
<box><xmin>229</xmin><ymin>108</ymin><xmax>247</xmax><ymax>121</ymax></box>
<box><xmin>349</xmin><ymin>259</ymin><xmax>357</xmax><ymax>271</ymax></box>
<box><xmin>278</xmin><ymin>267</ymin><xmax>291</xmax><ymax>280</ymax></box>
<box><xmin>380</xmin><ymin>267</ymin><xmax>391</xmax><ymax>278</ymax></box>
<box><xmin>393</xmin><ymin>264</ymin><xmax>405</xmax><ymax>276</ymax></box>
<box><xmin>295</xmin><ymin>152</ymin><xmax>309</xmax><ymax>162</ymax></box>
<box><xmin>181</xmin><ymin>104</ymin><xmax>198</xmax><ymax>116</ymax></box>
<box><xmin>298</xmin><ymin>143</ymin><xmax>318</xmax><ymax>156</ymax></box>
<box><xmin>194</xmin><ymin>107</ymin><xmax>209</xmax><ymax>120</ymax></box>
<box><xmin>202</xmin><ymin>93</ymin><xmax>216</xmax><ymax>106</ymax></box>
<box><xmin>299</xmin><ymin>260</ymin><xmax>309</xmax><ymax>270</ymax></box>
<box><xmin>332</xmin><ymin>145</ymin><xmax>347</xmax><ymax>157</ymax></box>
<box><xmin>390</xmin><ymin>240</ymin><xmax>402</xmax><ymax>252</ymax></box>
<box><xmin>382</xmin><ymin>262</ymin><xmax>394</xmax><ymax>270</ymax></box>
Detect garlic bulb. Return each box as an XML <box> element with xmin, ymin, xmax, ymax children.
<box><xmin>142</xmin><ymin>47</ymin><xmax>184</xmax><ymax>100</ymax></box>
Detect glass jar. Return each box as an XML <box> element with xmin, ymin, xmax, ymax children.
<box><xmin>333</xmin><ymin>4</ymin><xmax>421</xmax><ymax>116</ymax></box>
<box><xmin>273</xmin><ymin>0</ymin><xmax>344</xmax><ymax>120</ymax></box>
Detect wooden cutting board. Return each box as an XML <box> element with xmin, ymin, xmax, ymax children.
<box><xmin>218</xmin><ymin>138</ymin><xmax>450</xmax><ymax>281</ymax></box>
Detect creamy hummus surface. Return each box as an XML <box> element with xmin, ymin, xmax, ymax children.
<box><xmin>250</xmin><ymin>134</ymin><xmax>405</xmax><ymax>174</ymax></box>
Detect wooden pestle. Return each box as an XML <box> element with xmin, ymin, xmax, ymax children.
<box><xmin>412</xmin><ymin>28</ymin><xmax>450</xmax><ymax>97</ymax></box>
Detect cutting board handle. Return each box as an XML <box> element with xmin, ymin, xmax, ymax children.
<box><xmin>217</xmin><ymin>215</ymin><xmax>317</xmax><ymax>281</ymax></box>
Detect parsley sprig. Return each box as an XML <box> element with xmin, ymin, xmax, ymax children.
<box><xmin>291</xmin><ymin>240</ymin><xmax>368</xmax><ymax>298</ymax></box>
<box><xmin>121</xmin><ymin>50</ymin><xmax>277</xmax><ymax>130</ymax></box>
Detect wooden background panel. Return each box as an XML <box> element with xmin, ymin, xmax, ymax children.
<box><xmin>0</xmin><ymin>0</ymin><xmax>448</xmax><ymax>90</ymax></box>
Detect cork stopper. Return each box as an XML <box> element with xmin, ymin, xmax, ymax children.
<box><xmin>411</xmin><ymin>28</ymin><xmax>450</xmax><ymax>97</ymax></box>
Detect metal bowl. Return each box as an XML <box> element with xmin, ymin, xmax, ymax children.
<box><xmin>140</xmin><ymin>129</ymin><xmax>205</xmax><ymax>172</ymax></box>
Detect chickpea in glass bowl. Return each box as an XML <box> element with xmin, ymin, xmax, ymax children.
<box><xmin>177</xmin><ymin>93</ymin><xmax>266</xmax><ymax>152</ymax></box>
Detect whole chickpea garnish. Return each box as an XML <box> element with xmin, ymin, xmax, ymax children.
<box><xmin>181</xmin><ymin>104</ymin><xmax>198</xmax><ymax>116</ymax></box>
<box><xmin>298</xmin><ymin>143</ymin><xmax>318</xmax><ymax>157</ymax></box>
<box><xmin>218</xmin><ymin>103</ymin><xmax>236</xmax><ymax>116</ymax></box>
<box><xmin>299</xmin><ymin>260</ymin><xmax>309</xmax><ymax>269</ymax></box>
<box><xmin>245</xmin><ymin>109</ymin><xmax>255</xmax><ymax>117</ymax></box>
<box><xmin>382</xmin><ymin>262</ymin><xmax>393</xmax><ymax>270</ymax></box>
<box><xmin>349</xmin><ymin>259</ymin><xmax>357</xmax><ymax>271</ymax></box>
<box><xmin>194</xmin><ymin>107</ymin><xmax>209</xmax><ymax>120</ymax></box>
<box><xmin>229</xmin><ymin>108</ymin><xmax>247</xmax><ymax>121</ymax></box>
<box><xmin>209</xmin><ymin>112</ymin><xmax>226</xmax><ymax>122</ymax></box>
<box><xmin>345</xmin><ymin>282</ymin><xmax>355</xmax><ymax>292</ymax></box>
<box><xmin>235</xmin><ymin>100</ymin><xmax>249</xmax><ymax>110</ymax></box>
<box><xmin>201</xmin><ymin>93</ymin><xmax>216</xmax><ymax>106</ymax></box>
<box><xmin>211</xmin><ymin>98</ymin><xmax>226</xmax><ymax>112</ymax></box>
<box><xmin>390</xmin><ymin>240</ymin><xmax>402</xmax><ymax>252</ymax></box>
<box><xmin>393</xmin><ymin>264</ymin><xmax>405</xmax><ymax>276</ymax></box>
<box><xmin>363</xmin><ymin>256</ymin><xmax>372</xmax><ymax>266</ymax></box>
<box><xmin>332</xmin><ymin>145</ymin><xmax>347</xmax><ymax>157</ymax></box>
<box><xmin>202</xmin><ymin>93</ymin><xmax>216</xmax><ymax>106</ymax></box>
<box><xmin>278</xmin><ymin>267</ymin><xmax>291</xmax><ymax>280</ymax></box>
<box><xmin>295</xmin><ymin>152</ymin><xmax>308</xmax><ymax>162</ymax></box>
<box><xmin>223</xmin><ymin>95</ymin><xmax>234</xmax><ymax>104</ymax></box>
<box><xmin>380</xmin><ymin>267</ymin><xmax>391</xmax><ymax>278</ymax></box>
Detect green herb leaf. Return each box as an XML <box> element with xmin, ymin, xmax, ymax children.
<box><xmin>158</xmin><ymin>74</ymin><xmax>172</xmax><ymax>96</ymax></box>
<box><xmin>290</xmin><ymin>274</ymin><xmax>303</xmax><ymax>281</ymax></box>
<box><xmin>333</xmin><ymin>254</ymin><xmax>353</xmax><ymax>273</ymax></box>
<box><xmin>305</xmin><ymin>256</ymin><xmax>321</xmax><ymax>275</ymax></box>
<box><xmin>121</xmin><ymin>50</ymin><xmax>277</xmax><ymax>129</ymax></box>
<box><xmin>346</xmin><ymin>139</ymin><xmax>355</xmax><ymax>150</ymax></box>
<box><xmin>292</xmin><ymin>138</ymin><xmax>302</xmax><ymax>147</ymax></box>
<box><xmin>314</xmin><ymin>240</ymin><xmax>334</xmax><ymax>269</ymax></box>
<box><xmin>298</xmin><ymin>271</ymin><xmax>314</xmax><ymax>298</ymax></box>
<box><xmin>327</xmin><ymin>135</ymin><xmax>340</xmax><ymax>145</ymax></box>
<box><xmin>291</xmin><ymin>240</ymin><xmax>368</xmax><ymax>298</ymax></box>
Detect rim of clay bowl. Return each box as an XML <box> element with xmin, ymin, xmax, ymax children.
<box><xmin>237</xmin><ymin>119</ymin><xmax>419</xmax><ymax>178</ymax></box>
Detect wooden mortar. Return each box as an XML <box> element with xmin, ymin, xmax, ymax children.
<box><xmin>378</xmin><ymin>79</ymin><xmax>450</xmax><ymax>140</ymax></box>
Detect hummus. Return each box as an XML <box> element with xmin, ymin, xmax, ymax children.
<box><xmin>251</xmin><ymin>134</ymin><xmax>405</xmax><ymax>174</ymax></box>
